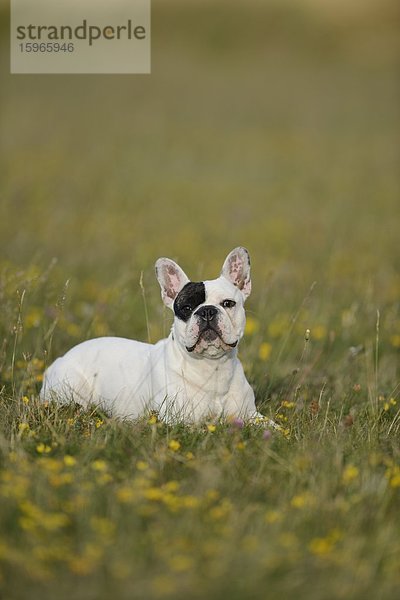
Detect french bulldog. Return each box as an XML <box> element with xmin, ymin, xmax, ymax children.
<box><xmin>40</xmin><ymin>247</ymin><xmax>264</xmax><ymax>424</ymax></box>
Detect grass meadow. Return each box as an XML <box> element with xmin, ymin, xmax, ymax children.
<box><xmin>0</xmin><ymin>1</ymin><xmax>399</xmax><ymax>598</ymax></box>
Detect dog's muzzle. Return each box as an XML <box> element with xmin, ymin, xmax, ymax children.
<box><xmin>185</xmin><ymin>305</ymin><xmax>238</xmax><ymax>353</ymax></box>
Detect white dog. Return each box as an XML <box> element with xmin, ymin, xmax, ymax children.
<box><xmin>40</xmin><ymin>247</ymin><xmax>264</xmax><ymax>424</ymax></box>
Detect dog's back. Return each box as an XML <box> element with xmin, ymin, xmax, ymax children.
<box><xmin>40</xmin><ymin>337</ymin><xmax>157</xmax><ymax>418</ymax></box>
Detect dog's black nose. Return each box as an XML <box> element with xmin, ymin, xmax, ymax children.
<box><xmin>196</xmin><ymin>305</ymin><xmax>218</xmax><ymax>322</ymax></box>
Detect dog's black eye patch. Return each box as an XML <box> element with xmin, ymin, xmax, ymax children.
<box><xmin>174</xmin><ymin>282</ymin><xmax>206</xmax><ymax>322</ymax></box>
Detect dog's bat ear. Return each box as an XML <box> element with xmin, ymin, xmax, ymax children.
<box><xmin>155</xmin><ymin>258</ymin><xmax>190</xmax><ymax>309</ymax></box>
<box><xmin>221</xmin><ymin>247</ymin><xmax>251</xmax><ymax>300</ymax></box>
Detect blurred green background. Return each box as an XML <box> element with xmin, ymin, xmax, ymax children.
<box><xmin>0</xmin><ymin>0</ymin><xmax>399</xmax><ymax>381</ymax></box>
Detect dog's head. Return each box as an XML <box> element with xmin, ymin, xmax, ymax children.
<box><xmin>155</xmin><ymin>247</ymin><xmax>251</xmax><ymax>359</ymax></box>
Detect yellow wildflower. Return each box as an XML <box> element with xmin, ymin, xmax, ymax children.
<box><xmin>244</xmin><ymin>316</ymin><xmax>259</xmax><ymax>335</ymax></box>
<box><xmin>384</xmin><ymin>398</ymin><xmax>397</xmax><ymax>411</ymax></box>
<box><xmin>281</xmin><ymin>400</ymin><xmax>295</xmax><ymax>409</ymax></box>
<box><xmin>312</xmin><ymin>325</ymin><xmax>327</xmax><ymax>340</ymax></box>
<box><xmin>136</xmin><ymin>460</ymin><xmax>149</xmax><ymax>471</ymax></box>
<box><xmin>291</xmin><ymin>494</ymin><xmax>310</xmax><ymax>509</ymax></box>
<box><xmin>168</xmin><ymin>440</ymin><xmax>181</xmax><ymax>452</ymax></box>
<box><xmin>91</xmin><ymin>459</ymin><xmax>107</xmax><ymax>472</ymax></box>
<box><xmin>65</xmin><ymin>322</ymin><xmax>81</xmax><ymax>338</ymax></box>
<box><xmin>265</xmin><ymin>510</ymin><xmax>282</xmax><ymax>524</ymax></box>
<box><xmin>258</xmin><ymin>342</ymin><xmax>272</xmax><ymax>361</ymax></box>
<box><xmin>309</xmin><ymin>537</ymin><xmax>333</xmax><ymax>556</ymax></box>
<box><xmin>182</xmin><ymin>495</ymin><xmax>200</xmax><ymax>509</ymax></box>
<box><xmin>309</xmin><ymin>529</ymin><xmax>341</xmax><ymax>557</ymax></box>
<box><xmin>143</xmin><ymin>487</ymin><xmax>164</xmax><ymax>501</ymax></box>
<box><xmin>209</xmin><ymin>499</ymin><xmax>232</xmax><ymax>520</ymax></box>
<box><xmin>116</xmin><ymin>487</ymin><xmax>136</xmax><ymax>503</ymax></box>
<box><xmin>386</xmin><ymin>465</ymin><xmax>400</xmax><ymax>488</ymax></box>
<box><xmin>342</xmin><ymin>465</ymin><xmax>359</xmax><ymax>484</ymax></box>
<box><xmin>390</xmin><ymin>334</ymin><xmax>400</xmax><ymax>348</ymax></box>
<box><xmin>69</xmin><ymin>556</ymin><xmax>97</xmax><ymax>576</ymax></box>
<box><xmin>36</xmin><ymin>443</ymin><xmax>51</xmax><ymax>454</ymax></box>
<box><xmin>25</xmin><ymin>307</ymin><xmax>42</xmax><ymax>329</ymax></box>
<box><xmin>64</xmin><ymin>455</ymin><xmax>77</xmax><ymax>467</ymax></box>
<box><xmin>163</xmin><ymin>480</ymin><xmax>179</xmax><ymax>493</ymax></box>
<box><xmin>205</xmin><ymin>489</ymin><xmax>220</xmax><ymax>502</ymax></box>
<box><xmin>390</xmin><ymin>473</ymin><xmax>400</xmax><ymax>488</ymax></box>
<box><xmin>40</xmin><ymin>458</ymin><xmax>62</xmax><ymax>472</ymax></box>
<box><xmin>49</xmin><ymin>473</ymin><xmax>74</xmax><ymax>487</ymax></box>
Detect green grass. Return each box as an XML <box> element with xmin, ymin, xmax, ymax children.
<box><xmin>0</xmin><ymin>1</ymin><xmax>399</xmax><ymax>598</ymax></box>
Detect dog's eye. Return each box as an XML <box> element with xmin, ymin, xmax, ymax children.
<box><xmin>182</xmin><ymin>305</ymin><xmax>193</xmax><ymax>314</ymax></box>
<box><xmin>221</xmin><ymin>299</ymin><xmax>236</xmax><ymax>309</ymax></box>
